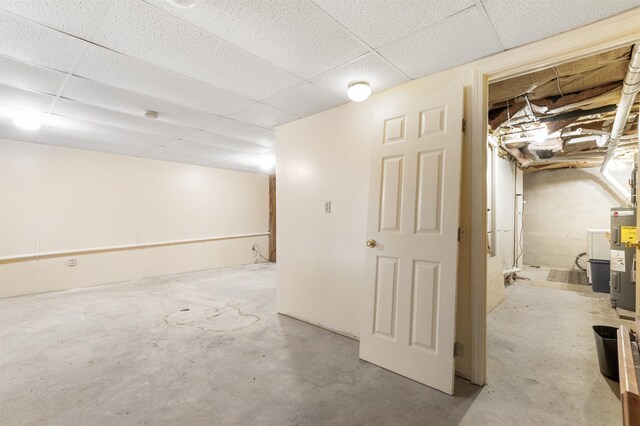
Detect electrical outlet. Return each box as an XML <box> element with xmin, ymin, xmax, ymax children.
<box><xmin>67</xmin><ymin>258</ymin><xmax>77</xmax><ymax>267</ymax></box>
<box><xmin>324</xmin><ymin>201</ymin><xmax>331</xmax><ymax>213</ymax></box>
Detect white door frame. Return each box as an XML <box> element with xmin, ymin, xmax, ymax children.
<box><xmin>469</xmin><ymin>10</ymin><xmax>640</xmax><ymax>386</ymax></box>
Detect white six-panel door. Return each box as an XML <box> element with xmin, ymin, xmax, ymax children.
<box><xmin>359</xmin><ymin>86</ymin><xmax>464</xmax><ymax>395</ymax></box>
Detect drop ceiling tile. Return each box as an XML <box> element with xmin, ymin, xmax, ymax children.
<box><xmin>94</xmin><ymin>0</ymin><xmax>301</xmax><ymax>100</ymax></box>
<box><xmin>481</xmin><ymin>0</ymin><xmax>640</xmax><ymax>49</ymax></box>
<box><xmin>152</xmin><ymin>139</ymin><xmax>247</xmax><ymax>164</ymax></box>
<box><xmin>314</xmin><ymin>0</ymin><xmax>475</xmax><ymax>48</ymax></box>
<box><xmin>37</xmin><ymin>132</ymin><xmax>152</xmax><ymax>156</ymax></box>
<box><xmin>0</xmin><ymin>10</ymin><xmax>88</xmax><ymax>73</ymax></box>
<box><xmin>0</xmin><ymin>84</ymin><xmax>57</xmax><ymax>112</ymax></box>
<box><xmin>310</xmin><ymin>53</ymin><xmax>409</xmax><ymax>100</ymax></box>
<box><xmin>203</xmin><ymin>118</ymin><xmax>275</xmax><ymax>148</ymax></box>
<box><xmin>138</xmin><ymin>147</ymin><xmax>213</xmax><ymax>168</ymax></box>
<box><xmin>61</xmin><ymin>77</ymin><xmax>219</xmax><ymax>128</ymax></box>
<box><xmin>262</xmin><ymin>82</ymin><xmax>345</xmax><ymax>117</ymax></box>
<box><xmin>53</xmin><ymin>98</ymin><xmax>193</xmax><ymax>139</ymax></box>
<box><xmin>74</xmin><ymin>46</ymin><xmax>254</xmax><ymax>116</ymax></box>
<box><xmin>0</xmin><ymin>0</ymin><xmax>111</xmax><ymax>39</ymax></box>
<box><xmin>230</xmin><ymin>103</ymin><xmax>298</xmax><ymax>129</ymax></box>
<box><xmin>183</xmin><ymin>130</ymin><xmax>272</xmax><ymax>154</ymax></box>
<box><xmin>146</xmin><ymin>0</ymin><xmax>368</xmax><ymax>79</ymax></box>
<box><xmin>0</xmin><ymin>56</ymin><xmax>67</xmax><ymax>96</ymax></box>
<box><xmin>43</xmin><ymin>115</ymin><xmax>173</xmax><ymax>147</ymax></box>
<box><xmin>38</xmin><ymin>134</ymin><xmax>150</xmax><ymax>157</ymax></box>
<box><xmin>377</xmin><ymin>6</ymin><xmax>502</xmax><ymax>78</ymax></box>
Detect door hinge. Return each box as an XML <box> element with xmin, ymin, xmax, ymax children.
<box><xmin>454</xmin><ymin>342</ymin><xmax>464</xmax><ymax>358</ymax></box>
<box><xmin>461</xmin><ymin>118</ymin><xmax>467</xmax><ymax>133</ymax></box>
<box><xmin>457</xmin><ymin>227</ymin><xmax>463</xmax><ymax>242</ymax></box>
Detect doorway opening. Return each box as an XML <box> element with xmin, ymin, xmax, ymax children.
<box><xmin>483</xmin><ymin>44</ymin><xmax>639</xmax><ymax>414</ymax></box>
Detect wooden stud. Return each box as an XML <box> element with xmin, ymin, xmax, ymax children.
<box><xmin>268</xmin><ymin>175</ymin><xmax>276</xmax><ymax>262</ymax></box>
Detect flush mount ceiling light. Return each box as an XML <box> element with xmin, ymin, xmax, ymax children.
<box><xmin>144</xmin><ymin>110</ymin><xmax>159</xmax><ymax>119</ymax></box>
<box><xmin>347</xmin><ymin>81</ymin><xmax>371</xmax><ymax>102</ymax></box>
<box><xmin>164</xmin><ymin>0</ymin><xmax>200</xmax><ymax>8</ymax></box>
<box><xmin>12</xmin><ymin>109</ymin><xmax>43</xmax><ymax>131</ymax></box>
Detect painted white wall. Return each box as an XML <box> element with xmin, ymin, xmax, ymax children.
<box><xmin>276</xmin><ymin>64</ymin><xmax>475</xmax><ymax>378</ymax></box>
<box><xmin>0</xmin><ymin>139</ymin><xmax>269</xmax><ymax>298</ymax></box>
<box><xmin>276</xmin><ymin>9</ymin><xmax>640</xmax><ymax>382</ymax></box>
<box><xmin>523</xmin><ymin>167</ymin><xmax>624</xmax><ymax>269</ymax></box>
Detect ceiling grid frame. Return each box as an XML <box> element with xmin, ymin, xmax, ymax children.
<box><xmin>0</xmin><ymin>0</ymin><xmax>638</xmax><ymax>174</ymax></box>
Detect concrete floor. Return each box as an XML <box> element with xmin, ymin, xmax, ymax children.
<box><xmin>0</xmin><ymin>263</ymin><xmax>627</xmax><ymax>425</ymax></box>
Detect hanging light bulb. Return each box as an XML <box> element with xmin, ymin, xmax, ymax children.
<box><xmin>347</xmin><ymin>81</ymin><xmax>371</xmax><ymax>102</ymax></box>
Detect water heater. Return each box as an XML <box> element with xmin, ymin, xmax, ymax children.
<box><xmin>610</xmin><ymin>207</ymin><xmax>636</xmax><ymax>310</ymax></box>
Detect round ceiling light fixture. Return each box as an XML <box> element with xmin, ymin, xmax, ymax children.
<box><xmin>347</xmin><ymin>81</ymin><xmax>371</xmax><ymax>102</ymax></box>
<box><xmin>13</xmin><ymin>109</ymin><xmax>43</xmax><ymax>131</ymax></box>
<box><xmin>144</xmin><ymin>110</ymin><xmax>159</xmax><ymax>119</ymax></box>
<box><xmin>164</xmin><ymin>0</ymin><xmax>200</xmax><ymax>8</ymax></box>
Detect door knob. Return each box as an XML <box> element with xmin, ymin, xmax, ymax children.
<box><xmin>366</xmin><ymin>239</ymin><xmax>377</xmax><ymax>248</ymax></box>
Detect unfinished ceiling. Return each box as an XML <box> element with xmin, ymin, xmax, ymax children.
<box><xmin>489</xmin><ymin>45</ymin><xmax>640</xmax><ymax>172</ymax></box>
<box><xmin>1</xmin><ymin>1</ymin><xmax>639</xmax><ymax>173</ymax></box>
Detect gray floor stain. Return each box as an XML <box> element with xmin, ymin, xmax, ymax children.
<box><xmin>165</xmin><ymin>304</ymin><xmax>260</xmax><ymax>332</ymax></box>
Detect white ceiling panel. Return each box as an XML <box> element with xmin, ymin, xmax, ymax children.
<box><xmin>0</xmin><ymin>0</ymin><xmax>111</xmax><ymax>40</ymax></box>
<box><xmin>53</xmin><ymin>98</ymin><xmax>193</xmax><ymax>139</ymax></box>
<box><xmin>183</xmin><ymin>130</ymin><xmax>272</xmax><ymax>154</ymax></box>
<box><xmin>263</xmin><ymin>82</ymin><xmax>345</xmax><ymax>117</ymax></box>
<box><xmin>482</xmin><ymin>0</ymin><xmax>640</xmax><ymax>49</ymax></box>
<box><xmin>0</xmin><ymin>56</ymin><xmax>66</xmax><ymax>96</ymax></box>
<box><xmin>38</xmin><ymin>133</ymin><xmax>152</xmax><ymax>157</ymax></box>
<box><xmin>203</xmin><ymin>118</ymin><xmax>275</xmax><ymax>148</ymax></box>
<box><xmin>43</xmin><ymin>115</ymin><xmax>173</xmax><ymax>148</ymax></box>
<box><xmin>310</xmin><ymin>53</ymin><xmax>409</xmax><ymax>100</ymax></box>
<box><xmin>61</xmin><ymin>77</ymin><xmax>219</xmax><ymax>129</ymax></box>
<box><xmin>0</xmin><ymin>85</ymin><xmax>56</xmax><ymax>112</ymax></box>
<box><xmin>314</xmin><ymin>0</ymin><xmax>475</xmax><ymax>48</ymax></box>
<box><xmin>151</xmin><ymin>139</ymin><xmax>248</xmax><ymax>164</ymax></box>
<box><xmin>230</xmin><ymin>103</ymin><xmax>298</xmax><ymax>129</ymax></box>
<box><xmin>74</xmin><ymin>46</ymin><xmax>254</xmax><ymax>116</ymax></box>
<box><xmin>138</xmin><ymin>147</ymin><xmax>213</xmax><ymax>168</ymax></box>
<box><xmin>377</xmin><ymin>6</ymin><xmax>502</xmax><ymax>78</ymax></box>
<box><xmin>146</xmin><ymin>0</ymin><xmax>368</xmax><ymax>79</ymax></box>
<box><xmin>93</xmin><ymin>0</ymin><xmax>301</xmax><ymax>100</ymax></box>
<box><xmin>0</xmin><ymin>10</ymin><xmax>88</xmax><ymax>73</ymax></box>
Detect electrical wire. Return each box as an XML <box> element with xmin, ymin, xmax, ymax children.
<box><xmin>252</xmin><ymin>244</ymin><xmax>271</xmax><ymax>262</ymax></box>
<box><xmin>514</xmin><ymin>196</ymin><xmax>525</xmax><ymax>266</ymax></box>
<box><xmin>574</xmin><ymin>252</ymin><xmax>588</xmax><ymax>271</ymax></box>
<box><xmin>551</xmin><ymin>67</ymin><xmax>564</xmax><ymax>97</ymax></box>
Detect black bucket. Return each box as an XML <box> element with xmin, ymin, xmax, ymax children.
<box><xmin>593</xmin><ymin>325</ymin><xmax>619</xmax><ymax>382</ymax></box>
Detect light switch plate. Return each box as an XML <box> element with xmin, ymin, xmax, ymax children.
<box><xmin>324</xmin><ymin>201</ymin><xmax>331</xmax><ymax>213</ymax></box>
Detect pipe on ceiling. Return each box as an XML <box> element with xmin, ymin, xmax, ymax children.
<box><xmin>538</xmin><ymin>104</ymin><xmax>617</xmax><ymax>123</ymax></box>
<box><xmin>601</xmin><ymin>43</ymin><xmax>640</xmax><ymax>172</ymax></box>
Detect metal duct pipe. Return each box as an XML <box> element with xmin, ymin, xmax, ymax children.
<box><xmin>601</xmin><ymin>43</ymin><xmax>640</xmax><ymax>172</ymax></box>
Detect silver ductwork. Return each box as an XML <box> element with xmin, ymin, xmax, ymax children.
<box><xmin>601</xmin><ymin>43</ymin><xmax>640</xmax><ymax>172</ymax></box>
